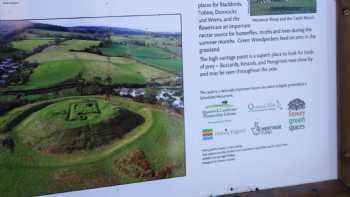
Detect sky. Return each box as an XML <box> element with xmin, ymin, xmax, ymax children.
<box><xmin>31</xmin><ymin>15</ymin><xmax>181</xmax><ymax>33</ymax></box>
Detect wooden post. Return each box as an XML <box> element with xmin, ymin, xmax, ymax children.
<box><xmin>339</xmin><ymin>0</ymin><xmax>350</xmax><ymax>187</ymax></box>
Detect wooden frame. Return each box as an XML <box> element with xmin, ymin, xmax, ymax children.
<box><xmin>221</xmin><ymin>1</ymin><xmax>350</xmax><ymax>196</ymax></box>
<box><xmin>339</xmin><ymin>0</ymin><xmax>350</xmax><ymax>186</ymax></box>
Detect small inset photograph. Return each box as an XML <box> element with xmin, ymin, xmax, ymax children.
<box><xmin>0</xmin><ymin>14</ymin><xmax>185</xmax><ymax>197</ymax></box>
<box><xmin>250</xmin><ymin>0</ymin><xmax>317</xmax><ymax>16</ymax></box>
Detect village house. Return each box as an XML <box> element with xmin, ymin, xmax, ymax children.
<box><xmin>119</xmin><ymin>88</ymin><xmax>130</xmax><ymax>96</ymax></box>
<box><xmin>114</xmin><ymin>87</ymin><xmax>183</xmax><ymax>110</ymax></box>
<box><xmin>129</xmin><ymin>88</ymin><xmax>145</xmax><ymax>98</ymax></box>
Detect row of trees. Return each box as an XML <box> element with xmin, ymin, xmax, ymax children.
<box><xmin>1</xmin><ymin>138</ymin><xmax>15</xmax><ymax>153</ymax></box>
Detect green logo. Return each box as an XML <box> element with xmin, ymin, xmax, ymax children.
<box><xmin>206</xmin><ymin>100</ymin><xmax>234</xmax><ymax>109</ymax></box>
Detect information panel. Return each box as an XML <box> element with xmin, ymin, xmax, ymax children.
<box><xmin>0</xmin><ymin>0</ymin><xmax>337</xmax><ymax>196</ymax></box>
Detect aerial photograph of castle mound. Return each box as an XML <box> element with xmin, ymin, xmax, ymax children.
<box><xmin>0</xmin><ymin>15</ymin><xmax>185</xmax><ymax>197</ymax></box>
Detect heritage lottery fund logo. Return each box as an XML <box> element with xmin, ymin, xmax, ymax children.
<box><xmin>250</xmin><ymin>121</ymin><xmax>282</xmax><ymax>136</ymax></box>
<box><xmin>288</xmin><ymin>98</ymin><xmax>306</xmax><ymax>131</ymax></box>
<box><xmin>202</xmin><ymin>129</ymin><xmax>214</xmax><ymax>141</ymax></box>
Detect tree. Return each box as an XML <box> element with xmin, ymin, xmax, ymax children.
<box><xmin>54</xmin><ymin>36</ymin><xmax>61</xmax><ymax>45</ymax></box>
<box><xmin>144</xmin><ymin>88</ymin><xmax>157</xmax><ymax>104</ymax></box>
<box><xmin>93</xmin><ymin>76</ymin><xmax>102</xmax><ymax>84</ymax></box>
<box><xmin>2</xmin><ymin>138</ymin><xmax>15</xmax><ymax>153</ymax></box>
<box><xmin>99</xmin><ymin>29</ymin><xmax>113</xmax><ymax>48</ymax></box>
<box><xmin>105</xmin><ymin>76</ymin><xmax>112</xmax><ymax>85</ymax></box>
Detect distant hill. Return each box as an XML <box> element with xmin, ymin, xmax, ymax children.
<box><xmin>0</xmin><ymin>21</ymin><xmax>181</xmax><ymax>41</ymax></box>
<box><xmin>32</xmin><ymin>22</ymin><xmax>69</xmax><ymax>32</ymax></box>
<box><xmin>32</xmin><ymin>22</ymin><xmax>181</xmax><ymax>37</ymax></box>
<box><xmin>0</xmin><ymin>21</ymin><xmax>32</xmax><ymax>40</ymax></box>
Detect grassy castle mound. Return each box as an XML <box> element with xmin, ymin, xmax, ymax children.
<box><xmin>17</xmin><ymin>98</ymin><xmax>144</xmax><ymax>154</ymax></box>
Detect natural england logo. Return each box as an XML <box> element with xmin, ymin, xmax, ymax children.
<box><xmin>288</xmin><ymin>98</ymin><xmax>306</xmax><ymax>131</ymax></box>
<box><xmin>250</xmin><ymin>121</ymin><xmax>282</xmax><ymax>136</ymax></box>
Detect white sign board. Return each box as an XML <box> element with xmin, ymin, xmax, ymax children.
<box><xmin>0</xmin><ymin>0</ymin><xmax>337</xmax><ymax>196</ymax></box>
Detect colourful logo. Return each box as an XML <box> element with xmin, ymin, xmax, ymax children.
<box><xmin>202</xmin><ymin>129</ymin><xmax>214</xmax><ymax>141</ymax></box>
<box><xmin>288</xmin><ymin>98</ymin><xmax>306</xmax><ymax>131</ymax></box>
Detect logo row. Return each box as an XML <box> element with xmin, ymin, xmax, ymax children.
<box><xmin>202</xmin><ymin>98</ymin><xmax>306</xmax><ymax>141</ymax></box>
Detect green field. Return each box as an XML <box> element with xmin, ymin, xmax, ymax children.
<box><xmin>60</xmin><ymin>40</ymin><xmax>100</xmax><ymax>51</ymax></box>
<box><xmin>137</xmin><ymin>58</ymin><xmax>182</xmax><ymax>74</ymax></box>
<box><xmin>11</xmin><ymin>59</ymin><xmax>161</xmax><ymax>90</ymax></box>
<box><xmin>8</xmin><ymin>39</ymin><xmax>174</xmax><ymax>90</ymax></box>
<box><xmin>11</xmin><ymin>38</ymin><xmax>54</xmax><ymax>52</ymax></box>
<box><xmin>251</xmin><ymin>0</ymin><xmax>316</xmax><ymax>16</ymax></box>
<box><xmin>111</xmin><ymin>35</ymin><xmax>180</xmax><ymax>47</ymax></box>
<box><xmin>12</xmin><ymin>60</ymin><xmax>83</xmax><ymax>90</ymax></box>
<box><xmin>26</xmin><ymin>39</ymin><xmax>100</xmax><ymax>62</ymax></box>
<box><xmin>100</xmin><ymin>44</ymin><xmax>173</xmax><ymax>59</ymax></box>
<box><xmin>0</xmin><ymin>96</ymin><xmax>185</xmax><ymax>196</ymax></box>
<box><xmin>165</xmin><ymin>46</ymin><xmax>182</xmax><ymax>56</ymax></box>
<box><xmin>100</xmin><ymin>44</ymin><xmax>182</xmax><ymax>74</ymax></box>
